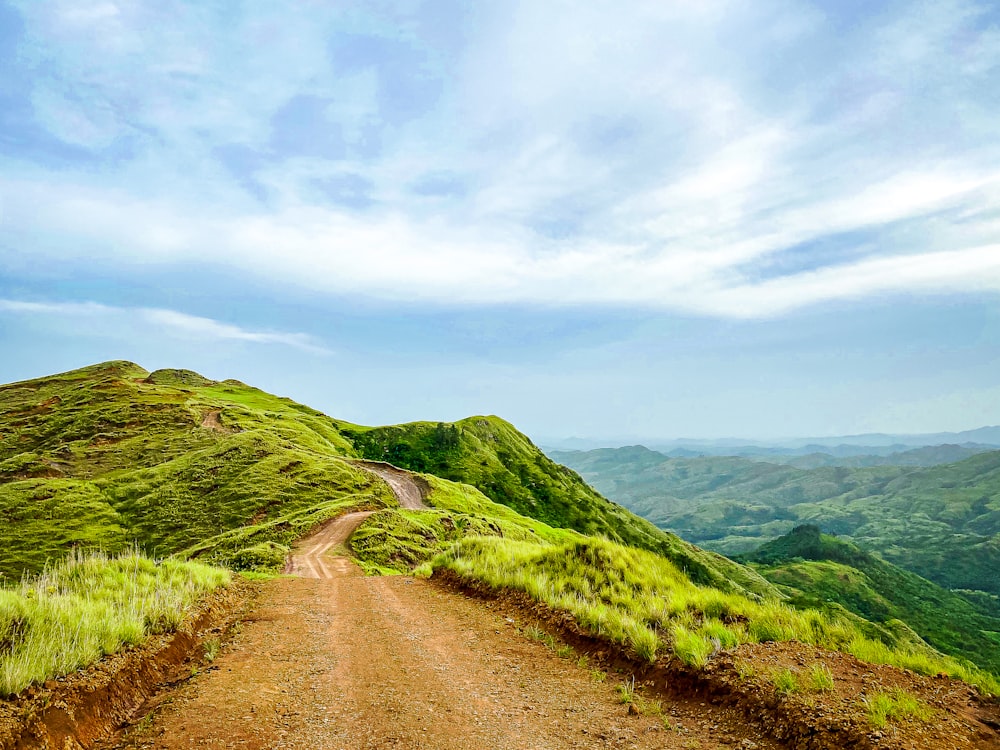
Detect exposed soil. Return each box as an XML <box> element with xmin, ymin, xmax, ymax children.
<box><xmin>199</xmin><ymin>410</ymin><xmax>230</xmax><ymax>434</ymax></box>
<box><xmin>353</xmin><ymin>460</ymin><xmax>428</xmax><ymax>509</ymax></box>
<box><xmin>283</xmin><ymin>512</ymin><xmax>374</xmax><ymax>578</ymax></box>
<box><xmin>0</xmin><ymin>583</ymin><xmax>250</xmax><ymax>750</ymax></box>
<box><xmin>104</xmin><ymin>544</ymin><xmax>781</xmax><ymax>750</ymax></box>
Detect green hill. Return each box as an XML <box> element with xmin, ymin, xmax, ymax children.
<box><xmin>0</xmin><ymin>362</ymin><xmax>773</xmax><ymax>601</ymax></box>
<box><xmin>4</xmin><ymin>362</ymin><xmax>1000</xmax><ymax>699</ymax></box>
<box><xmin>740</xmin><ymin>525</ymin><xmax>1000</xmax><ymax>675</ymax></box>
<box><xmin>341</xmin><ymin>419</ymin><xmax>772</xmax><ymax>596</ymax></box>
<box><xmin>552</xmin><ymin>446</ymin><xmax>1000</xmax><ymax>595</ymax></box>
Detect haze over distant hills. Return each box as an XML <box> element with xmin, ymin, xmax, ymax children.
<box><xmin>542</xmin><ymin>425</ymin><xmax>1000</xmax><ymax>460</ymax></box>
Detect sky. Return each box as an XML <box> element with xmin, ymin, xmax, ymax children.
<box><xmin>1</xmin><ymin>0</ymin><xmax>999</xmax><ymax>442</ymax></box>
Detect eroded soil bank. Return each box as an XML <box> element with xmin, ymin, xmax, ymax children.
<box><xmin>0</xmin><ymin>582</ymin><xmax>251</xmax><ymax>750</ymax></box>
<box><xmin>434</xmin><ymin>570</ymin><xmax>1000</xmax><ymax>750</ymax></box>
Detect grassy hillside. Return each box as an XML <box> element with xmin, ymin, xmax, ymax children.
<box><xmin>553</xmin><ymin>446</ymin><xmax>1000</xmax><ymax>595</ymax></box>
<box><xmin>0</xmin><ymin>361</ymin><xmax>394</xmax><ymax>578</ymax></box>
<box><xmin>0</xmin><ymin>550</ymin><xmax>228</xmax><ymax>695</ymax></box>
<box><xmin>3</xmin><ymin>362</ymin><xmax>999</xmax><ymax>701</ymax></box>
<box><xmin>342</xmin><ymin>418</ymin><xmax>775</xmax><ymax>598</ymax></box>
<box><xmin>740</xmin><ymin>525</ymin><xmax>1000</xmax><ymax>675</ymax></box>
<box><xmin>0</xmin><ymin>362</ymin><xmax>773</xmax><ymax>602</ymax></box>
<box><xmin>427</xmin><ymin>530</ymin><xmax>999</xmax><ymax>696</ymax></box>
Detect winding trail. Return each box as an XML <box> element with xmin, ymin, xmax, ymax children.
<box><xmin>354</xmin><ymin>460</ymin><xmax>428</xmax><ymax>509</ymax></box>
<box><xmin>105</xmin><ymin>465</ymin><xmax>783</xmax><ymax>750</ymax></box>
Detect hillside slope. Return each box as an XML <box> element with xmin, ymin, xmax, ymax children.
<box><xmin>0</xmin><ymin>361</ymin><xmax>393</xmax><ymax>576</ymax></box>
<box><xmin>553</xmin><ymin>446</ymin><xmax>1000</xmax><ymax>595</ymax></box>
<box><xmin>740</xmin><ymin>525</ymin><xmax>1000</xmax><ymax>675</ymax></box>
<box><xmin>4</xmin><ymin>361</ymin><xmax>1000</xmax><ymax>735</ymax></box>
<box><xmin>0</xmin><ymin>362</ymin><xmax>773</xmax><ymax>602</ymax></box>
<box><xmin>342</xmin><ymin>418</ymin><xmax>773</xmax><ymax>596</ymax></box>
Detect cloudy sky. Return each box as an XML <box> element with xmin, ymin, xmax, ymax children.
<box><xmin>1</xmin><ymin>0</ymin><xmax>999</xmax><ymax>441</ymax></box>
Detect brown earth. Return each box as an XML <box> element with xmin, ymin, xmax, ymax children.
<box><xmin>199</xmin><ymin>410</ymin><xmax>230</xmax><ymax>434</ymax></box>
<box><xmin>104</xmin><ymin>533</ymin><xmax>782</xmax><ymax>750</ymax></box>
<box><xmin>283</xmin><ymin>511</ymin><xmax>374</xmax><ymax>578</ymax></box>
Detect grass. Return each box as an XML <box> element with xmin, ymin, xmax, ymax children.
<box><xmin>744</xmin><ymin>526</ymin><xmax>1000</xmax><ymax>676</ymax></box>
<box><xmin>428</xmin><ymin>534</ymin><xmax>1000</xmax><ymax>695</ymax></box>
<box><xmin>864</xmin><ymin>688</ymin><xmax>933</xmax><ymax>728</ymax></box>
<box><xmin>616</xmin><ymin>676</ymin><xmax>635</xmax><ymax>704</ymax></box>
<box><xmin>772</xmin><ymin>668</ymin><xmax>800</xmax><ymax>695</ymax></box>
<box><xmin>0</xmin><ymin>549</ymin><xmax>229</xmax><ymax>696</ymax></box>
<box><xmin>0</xmin><ymin>361</ymin><xmax>397</xmax><ymax>580</ymax></box>
<box><xmin>807</xmin><ymin>663</ymin><xmax>834</xmax><ymax>691</ymax></box>
<box><xmin>342</xmin><ymin>418</ymin><xmax>778</xmax><ymax>600</ymax></box>
<box><xmin>203</xmin><ymin>637</ymin><xmax>221</xmax><ymax>662</ymax></box>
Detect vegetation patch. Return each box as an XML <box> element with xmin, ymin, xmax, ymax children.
<box><xmin>741</xmin><ymin>526</ymin><xmax>1000</xmax><ymax>677</ymax></box>
<box><xmin>864</xmin><ymin>688</ymin><xmax>934</xmax><ymax>728</ymax></box>
<box><xmin>428</xmin><ymin>534</ymin><xmax>1000</xmax><ymax>695</ymax></box>
<box><xmin>0</xmin><ymin>550</ymin><xmax>229</xmax><ymax>696</ymax></box>
<box><xmin>343</xmin><ymin>418</ymin><xmax>778</xmax><ymax>600</ymax></box>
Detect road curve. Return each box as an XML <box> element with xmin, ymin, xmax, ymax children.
<box><xmin>353</xmin><ymin>460</ymin><xmax>428</xmax><ymax>509</ymax></box>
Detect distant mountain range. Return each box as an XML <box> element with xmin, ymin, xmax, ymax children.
<box><xmin>541</xmin><ymin>426</ymin><xmax>1000</xmax><ymax>461</ymax></box>
<box><xmin>551</xmin><ymin>444</ymin><xmax>1000</xmax><ymax>598</ymax></box>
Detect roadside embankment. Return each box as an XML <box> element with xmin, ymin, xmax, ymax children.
<box><xmin>0</xmin><ymin>581</ymin><xmax>251</xmax><ymax>750</ymax></box>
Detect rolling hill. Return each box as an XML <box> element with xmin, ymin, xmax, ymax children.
<box><xmin>0</xmin><ymin>361</ymin><xmax>772</xmax><ymax>600</ymax></box>
<box><xmin>551</xmin><ymin>445</ymin><xmax>1000</xmax><ymax>596</ymax></box>
<box><xmin>740</xmin><ymin>524</ymin><xmax>1000</xmax><ymax>675</ymax></box>
<box><xmin>3</xmin><ymin>361</ymin><xmax>1000</xmax><ymax>742</ymax></box>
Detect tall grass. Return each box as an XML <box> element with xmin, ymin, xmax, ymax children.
<box><xmin>430</xmin><ymin>535</ymin><xmax>1000</xmax><ymax>696</ymax></box>
<box><xmin>0</xmin><ymin>549</ymin><xmax>229</xmax><ymax>696</ymax></box>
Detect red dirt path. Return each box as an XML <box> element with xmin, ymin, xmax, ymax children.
<box><xmin>106</xmin><ymin>520</ymin><xmax>781</xmax><ymax>750</ymax></box>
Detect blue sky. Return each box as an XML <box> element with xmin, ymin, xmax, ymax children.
<box><xmin>1</xmin><ymin>0</ymin><xmax>999</xmax><ymax>441</ymax></box>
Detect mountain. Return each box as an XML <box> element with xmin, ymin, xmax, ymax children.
<box><xmin>4</xmin><ymin>361</ymin><xmax>1000</xmax><ymax>726</ymax></box>
<box><xmin>740</xmin><ymin>525</ymin><xmax>1000</xmax><ymax>675</ymax></box>
<box><xmin>752</xmin><ymin>443</ymin><xmax>998</xmax><ymax>469</ymax></box>
<box><xmin>0</xmin><ymin>361</ymin><xmax>772</xmax><ymax>600</ymax></box>
<box><xmin>551</xmin><ymin>445</ymin><xmax>1000</xmax><ymax>596</ymax></box>
<box><xmin>543</xmin><ymin>427</ymin><xmax>1000</xmax><ymax>459</ymax></box>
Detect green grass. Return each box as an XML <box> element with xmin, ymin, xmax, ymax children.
<box><xmin>0</xmin><ymin>362</ymin><xmax>396</xmax><ymax>579</ymax></box>
<box><xmin>349</xmin><ymin>474</ymin><xmax>581</xmax><ymax>574</ymax></box>
<box><xmin>864</xmin><ymin>688</ymin><xmax>933</xmax><ymax>728</ymax></box>
<box><xmin>427</xmin><ymin>534</ymin><xmax>1000</xmax><ymax>694</ymax></box>
<box><xmin>742</xmin><ymin>525</ymin><xmax>1000</xmax><ymax>676</ymax></box>
<box><xmin>342</xmin><ymin>418</ymin><xmax>778</xmax><ymax>600</ymax></box>
<box><xmin>772</xmin><ymin>668</ymin><xmax>800</xmax><ymax>695</ymax></box>
<box><xmin>0</xmin><ymin>549</ymin><xmax>229</xmax><ymax>696</ymax></box>
<box><xmin>807</xmin><ymin>663</ymin><xmax>834</xmax><ymax>691</ymax></box>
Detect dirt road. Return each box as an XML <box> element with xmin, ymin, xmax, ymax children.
<box><xmin>109</xmin><ymin>522</ymin><xmax>781</xmax><ymax>749</ymax></box>
<box><xmin>283</xmin><ymin>512</ymin><xmax>374</xmax><ymax>579</ymax></box>
<box><xmin>354</xmin><ymin>460</ymin><xmax>427</xmax><ymax>509</ymax></box>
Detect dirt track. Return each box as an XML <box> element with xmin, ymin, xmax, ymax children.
<box><xmin>108</xmin><ymin>519</ymin><xmax>781</xmax><ymax>749</ymax></box>
<box><xmin>283</xmin><ymin>512</ymin><xmax>374</xmax><ymax>579</ymax></box>
<box><xmin>354</xmin><ymin>460</ymin><xmax>427</xmax><ymax>509</ymax></box>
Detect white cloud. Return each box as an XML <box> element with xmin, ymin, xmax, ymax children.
<box><xmin>4</xmin><ymin>1</ymin><xmax>1000</xmax><ymax>318</ymax></box>
<box><xmin>0</xmin><ymin>299</ymin><xmax>327</xmax><ymax>352</ymax></box>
